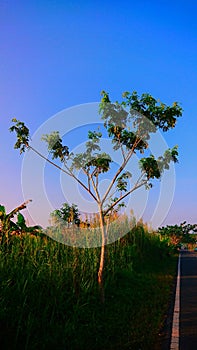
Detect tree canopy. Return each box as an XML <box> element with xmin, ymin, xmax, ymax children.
<box><xmin>158</xmin><ymin>222</ymin><xmax>197</xmax><ymax>247</ymax></box>
<box><xmin>50</xmin><ymin>202</ymin><xmax>80</xmax><ymax>228</ymax></box>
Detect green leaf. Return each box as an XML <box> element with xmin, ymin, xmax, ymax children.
<box><xmin>42</xmin><ymin>132</ymin><xmax>69</xmax><ymax>162</ymax></box>
<box><xmin>0</xmin><ymin>205</ymin><xmax>6</xmax><ymax>216</ymax></box>
<box><xmin>9</xmin><ymin>119</ymin><xmax>30</xmax><ymax>153</ymax></box>
<box><xmin>17</xmin><ymin>213</ymin><xmax>26</xmax><ymax>227</ymax></box>
<box><xmin>140</xmin><ymin>155</ymin><xmax>161</xmax><ymax>180</ymax></box>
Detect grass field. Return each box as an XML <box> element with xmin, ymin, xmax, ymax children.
<box><xmin>0</xmin><ymin>223</ymin><xmax>177</xmax><ymax>349</ymax></box>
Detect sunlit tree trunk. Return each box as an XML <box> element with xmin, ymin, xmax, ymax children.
<box><xmin>98</xmin><ymin>207</ymin><xmax>107</xmax><ymax>303</ymax></box>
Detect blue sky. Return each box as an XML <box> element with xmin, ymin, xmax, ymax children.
<box><xmin>0</xmin><ymin>0</ymin><xmax>197</xmax><ymax>228</ymax></box>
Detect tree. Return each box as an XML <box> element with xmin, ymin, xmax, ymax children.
<box><xmin>158</xmin><ymin>222</ymin><xmax>197</xmax><ymax>248</ymax></box>
<box><xmin>50</xmin><ymin>202</ymin><xmax>80</xmax><ymax>228</ymax></box>
<box><xmin>158</xmin><ymin>224</ymin><xmax>183</xmax><ymax>246</ymax></box>
<box><xmin>10</xmin><ymin>90</ymin><xmax>182</xmax><ymax>301</ymax></box>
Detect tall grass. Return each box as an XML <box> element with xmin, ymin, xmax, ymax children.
<box><xmin>0</xmin><ymin>224</ymin><xmax>177</xmax><ymax>349</ymax></box>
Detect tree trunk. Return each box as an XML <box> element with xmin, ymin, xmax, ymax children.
<box><xmin>98</xmin><ymin>208</ymin><xmax>107</xmax><ymax>303</ymax></box>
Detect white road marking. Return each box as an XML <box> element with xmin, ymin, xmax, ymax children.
<box><xmin>170</xmin><ymin>253</ymin><xmax>181</xmax><ymax>350</ymax></box>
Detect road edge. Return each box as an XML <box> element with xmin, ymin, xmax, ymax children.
<box><xmin>170</xmin><ymin>253</ymin><xmax>181</xmax><ymax>350</ymax></box>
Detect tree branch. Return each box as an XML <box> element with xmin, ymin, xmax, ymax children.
<box><xmin>103</xmin><ymin>179</ymin><xmax>147</xmax><ymax>217</ymax></box>
<box><xmin>90</xmin><ymin>173</ymin><xmax>101</xmax><ymax>203</ymax></box>
<box><xmin>28</xmin><ymin>145</ymin><xmax>98</xmax><ymax>202</ymax></box>
<box><xmin>101</xmin><ymin>140</ymin><xmax>139</xmax><ymax>206</ymax></box>
<box><xmin>120</xmin><ymin>142</ymin><xmax>126</xmax><ymax>161</ymax></box>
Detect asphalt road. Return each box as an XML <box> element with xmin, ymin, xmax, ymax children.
<box><xmin>180</xmin><ymin>250</ymin><xmax>197</xmax><ymax>349</ymax></box>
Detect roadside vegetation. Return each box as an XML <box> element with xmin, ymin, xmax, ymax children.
<box><xmin>158</xmin><ymin>222</ymin><xmax>197</xmax><ymax>250</ymax></box>
<box><xmin>0</xmin><ymin>215</ymin><xmax>177</xmax><ymax>350</ymax></box>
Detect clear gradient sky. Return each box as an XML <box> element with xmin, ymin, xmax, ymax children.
<box><xmin>0</xmin><ymin>0</ymin><xmax>197</xmax><ymax>228</ymax></box>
